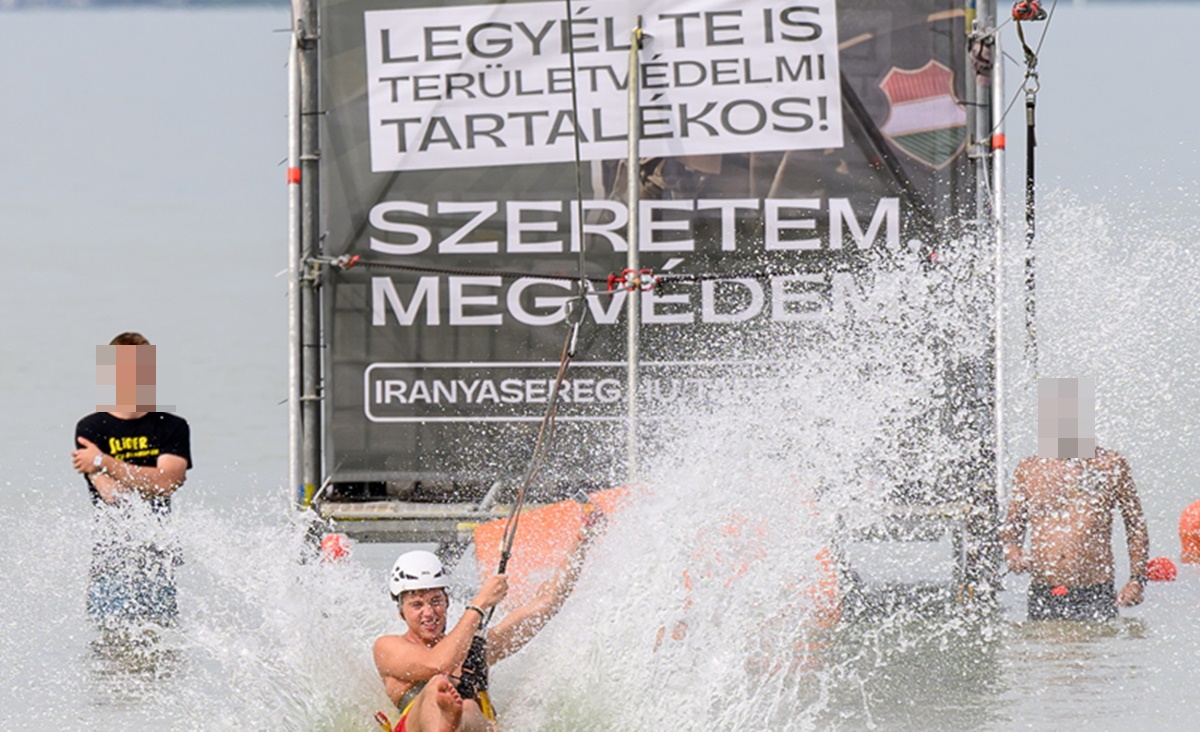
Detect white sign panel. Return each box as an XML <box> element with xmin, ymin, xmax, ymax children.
<box><xmin>364</xmin><ymin>0</ymin><xmax>842</xmax><ymax>171</ymax></box>
<box><xmin>364</xmin><ymin>360</ymin><xmax>797</xmax><ymax>422</ymax></box>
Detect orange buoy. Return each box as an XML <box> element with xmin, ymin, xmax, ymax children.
<box><xmin>1147</xmin><ymin>556</ymin><xmax>1177</xmax><ymax>582</ymax></box>
<box><xmin>319</xmin><ymin>532</ymin><xmax>351</xmax><ymax>562</ymax></box>
<box><xmin>681</xmin><ymin>513</ymin><xmax>840</xmax><ymax>631</ymax></box>
<box><xmin>1180</xmin><ymin>500</ymin><xmax>1200</xmax><ymax>564</ymax></box>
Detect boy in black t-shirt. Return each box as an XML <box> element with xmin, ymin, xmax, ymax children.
<box><xmin>70</xmin><ymin>332</ymin><xmax>193</xmax><ymax>628</ymax></box>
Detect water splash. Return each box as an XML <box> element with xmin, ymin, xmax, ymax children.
<box><xmin>489</xmin><ymin>243</ymin><xmax>1000</xmax><ymax>730</ymax></box>
<box><xmin>1004</xmin><ymin>188</ymin><xmax>1200</xmax><ymax>537</ymax></box>
<box><xmin>8</xmin><ymin>191</ymin><xmax>1200</xmax><ymax>730</ymax></box>
<box><xmin>2</xmin><ymin>485</ymin><xmax>396</xmax><ymax>732</ymax></box>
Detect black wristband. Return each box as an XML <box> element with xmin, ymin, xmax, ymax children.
<box><xmin>465</xmin><ymin>604</ymin><xmax>486</xmax><ymax>619</ymax></box>
<box><xmin>1132</xmin><ymin>574</ymin><xmax>1148</xmax><ymax>585</ymax></box>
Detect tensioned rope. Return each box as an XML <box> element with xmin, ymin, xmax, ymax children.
<box><xmin>475</xmin><ymin>0</ymin><xmax>605</xmax><ymax>637</ymax></box>
<box><xmin>976</xmin><ymin>0</ymin><xmax>1058</xmax><ymax>144</ymax></box>
<box><xmin>323</xmin><ymin>253</ymin><xmax>845</xmax><ymax>295</ymax></box>
<box><xmin>968</xmin><ymin>1</ymin><xmax>1055</xmax><ymax>380</ymax></box>
<box><xmin>1011</xmin><ymin>0</ymin><xmax>1056</xmax><ymax>377</ymax></box>
<box><xmin>488</xmin><ymin>0</ymin><xmax>600</xmax><ymax>563</ymax></box>
<box><xmin>463</xmin><ymin>312</ymin><xmax>578</xmax><ymax>690</ymax></box>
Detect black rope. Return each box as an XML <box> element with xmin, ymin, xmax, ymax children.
<box><xmin>335</xmin><ymin>254</ymin><xmax>854</xmax><ymax>293</ymax></box>
<box><xmin>1014</xmin><ymin>1</ymin><xmax>1054</xmax><ymax>377</ymax></box>
<box><xmin>329</xmin><ymin>256</ymin><xmax>610</xmax><ymax>285</ymax></box>
<box><xmin>479</xmin><ymin>0</ymin><xmax>593</xmax><ymax>632</ymax></box>
<box><xmin>981</xmin><ymin>1</ymin><xmax>1057</xmax><ymax>145</ymax></box>
<box><xmin>657</xmin><ymin>269</ymin><xmax>813</xmax><ymax>284</ymax></box>
<box><xmin>564</xmin><ymin>0</ymin><xmax>589</xmax><ymax>301</ymax></box>
<box><xmin>332</xmin><ymin>254</ymin><xmax>886</xmax><ymax>299</ymax></box>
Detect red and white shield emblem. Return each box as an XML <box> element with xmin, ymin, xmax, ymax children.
<box><xmin>878</xmin><ymin>61</ymin><xmax>968</xmax><ymax>169</ymax></box>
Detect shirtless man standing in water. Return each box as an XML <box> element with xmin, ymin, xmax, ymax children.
<box><xmin>1001</xmin><ymin>378</ymin><xmax>1149</xmax><ymax>621</ymax></box>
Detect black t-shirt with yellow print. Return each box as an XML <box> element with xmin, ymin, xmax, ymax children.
<box><xmin>75</xmin><ymin>411</ymin><xmax>193</xmax><ymax>512</ymax></box>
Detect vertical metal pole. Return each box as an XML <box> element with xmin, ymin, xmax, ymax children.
<box><xmin>991</xmin><ymin>25</ymin><xmax>1007</xmax><ymax>502</ymax></box>
<box><xmin>1024</xmin><ymin>90</ymin><xmax>1037</xmax><ymax>378</ymax></box>
<box><xmin>970</xmin><ymin>1</ymin><xmax>1006</xmax><ymax>586</ymax></box>
<box><xmin>969</xmin><ymin>3</ymin><xmax>1006</xmax><ymax>507</ymax></box>
<box><xmin>295</xmin><ymin>0</ymin><xmax>322</xmax><ymax>505</ymax></box>
<box><xmin>624</xmin><ymin>20</ymin><xmax>642</xmax><ymax>484</ymax></box>
<box><xmin>991</xmin><ymin>30</ymin><xmax>1005</xmax><ymax>238</ymax></box>
<box><xmin>967</xmin><ymin>5</ymin><xmax>984</xmax><ymax>227</ymax></box>
<box><xmin>286</xmin><ymin>31</ymin><xmax>302</xmax><ymax>504</ymax></box>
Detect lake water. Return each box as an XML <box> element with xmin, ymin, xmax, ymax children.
<box><xmin>2</xmin><ymin>4</ymin><xmax>1200</xmax><ymax>731</ymax></box>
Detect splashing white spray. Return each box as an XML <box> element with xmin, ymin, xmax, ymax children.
<box><xmin>2</xmin><ymin>485</ymin><xmax>399</xmax><ymax>732</ymax></box>
<box><xmin>491</xmin><ymin>246</ymin><xmax>997</xmax><ymax>730</ymax></box>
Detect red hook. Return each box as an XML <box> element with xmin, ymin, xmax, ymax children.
<box><xmin>1012</xmin><ymin>0</ymin><xmax>1047</xmax><ymax>21</ymax></box>
<box><xmin>606</xmin><ymin>268</ymin><xmax>657</xmax><ymax>292</ymax></box>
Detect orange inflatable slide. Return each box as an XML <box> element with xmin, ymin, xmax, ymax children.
<box><xmin>473</xmin><ymin>487</ymin><xmax>628</xmax><ymax>608</ymax></box>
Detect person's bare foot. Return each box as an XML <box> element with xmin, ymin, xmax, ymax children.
<box><xmin>431</xmin><ymin>675</ymin><xmax>463</xmax><ymax>732</ymax></box>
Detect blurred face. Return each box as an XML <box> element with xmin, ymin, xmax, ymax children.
<box><xmin>97</xmin><ymin>344</ymin><xmax>156</xmax><ymax>411</ymax></box>
<box><xmin>400</xmin><ymin>588</ymin><xmax>449</xmax><ymax>645</ymax></box>
<box><xmin>1037</xmin><ymin>377</ymin><xmax>1096</xmax><ymax>459</ymax></box>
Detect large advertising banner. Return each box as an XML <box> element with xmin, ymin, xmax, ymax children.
<box><xmin>318</xmin><ymin>0</ymin><xmax>977</xmax><ymax>490</ymax></box>
<box><xmin>362</xmin><ymin>0</ymin><xmax>843</xmax><ymax>171</ymax></box>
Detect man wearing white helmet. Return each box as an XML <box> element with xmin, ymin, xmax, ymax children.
<box><xmin>374</xmin><ymin>524</ymin><xmax>599</xmax><ymax>732</ymax></box>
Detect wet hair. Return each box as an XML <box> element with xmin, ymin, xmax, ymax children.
<box><xmin>109</xmin><ymin>332</ymin><xmax>151</xmax><ymax>346</ymax></box>
<box><xmin>398</xmin><ymin>587</ymin><xmax>450</xmax><ymax>609</ymax></box>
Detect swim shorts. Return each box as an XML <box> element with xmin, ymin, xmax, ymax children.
<box><xmin>1027</xmin><ymin>582</ymin><xmax>1118</xmax><ymax>621</ymax></box>
<box><xmin>87</xmin><ymin>545</ymin><xmax>179</xmax><ymax>629</ymax></box>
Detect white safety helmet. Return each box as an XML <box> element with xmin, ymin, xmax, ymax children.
<box><xmin>389</xmin><ymin>550</ymin><xmax>450</xmax><ymax>599</ymax></box>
